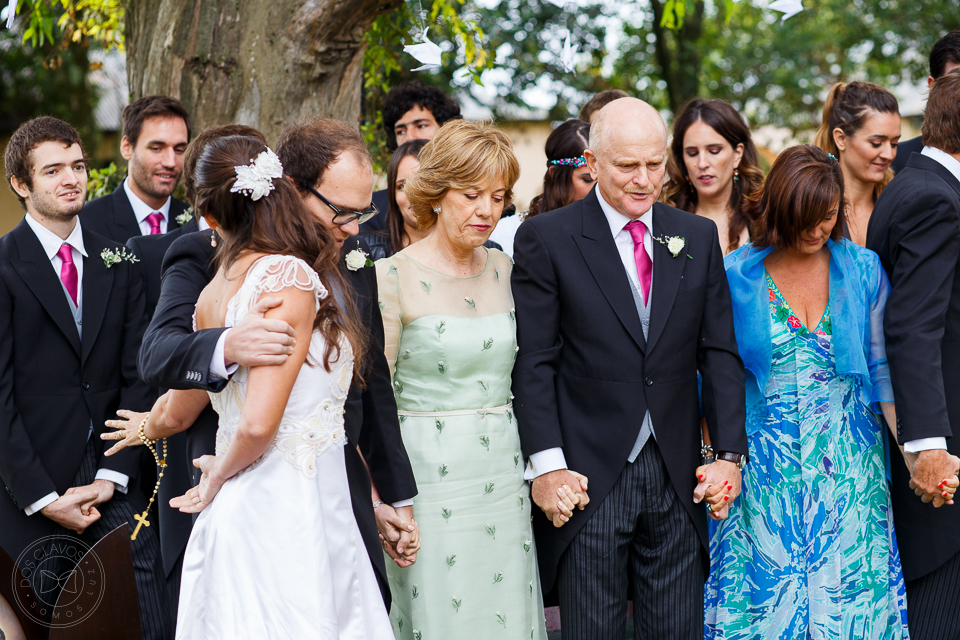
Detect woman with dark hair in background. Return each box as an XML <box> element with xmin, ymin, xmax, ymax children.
<box><xmin>664</xmin><ymin>98</ymin><xmax>763</xmax><ymax>255</ymax></box>
<box><xmin>172</xmin><ymin>135</ymin><xmax>392</xmax><ymax>638</ymax></box>
<box><xmin>489</xmin><ymin>119</ymin><xmax>593</xmax><ymax>257</ymax></box>
<box><xmin>813</xmin><ymin>81</ymin><xmax>900</xmax><ymax>246</ymax></box>
<box><xmin>704</xmin><ymin>145</ymin><xmax>939</xmax><ymax>639</ymax></box>
<box><xmin>361</xmin><ymin>139</ymin><xmax>429</xmax><ymax>261</ymax></box>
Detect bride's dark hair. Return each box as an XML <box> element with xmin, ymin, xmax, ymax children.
<box><xmin>194</xmin><ymin>135</ymin><xmax>365</xmax><ymax>371</ymax></box>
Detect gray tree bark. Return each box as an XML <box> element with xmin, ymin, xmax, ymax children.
<box><xmin>124</xmin><ymin>0</ymin><xmax>401</xmax><ymax>144</ymax></box>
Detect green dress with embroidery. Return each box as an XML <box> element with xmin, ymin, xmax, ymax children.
<box><xmin>376</xmin><ymin>249</ymin><xmax>546</xmax><ymax>640</ymax></box>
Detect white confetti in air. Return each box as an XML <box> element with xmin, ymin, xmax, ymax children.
<box><xmin>403</xmin><ymin>28</ymin><xmax>443</xmax><ymax>72</ymax></box>
<box><xmin>559</xmin><ymin>34</ymin><xmax>579</xmax><ymax>74</ymax></box>
<box><xmin>768</xmin><ymin>0</ymin><xmax>804</xmax><ymax>21</ymax></box>
<box><xmin>4</xmin><ymin>0</ymin><xmax>18</xmax><ymax>29</ymax></box>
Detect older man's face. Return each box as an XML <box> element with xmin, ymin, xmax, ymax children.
<box><xmin>586</xmin><ymin>122</ymin><xmax>667</xmax><ymax>219</ymax></box>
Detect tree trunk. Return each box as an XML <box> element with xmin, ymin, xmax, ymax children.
<box><xmin>649</xmin><ymin>0</ymin><xmax>703</xmax><ymax>113</ymax></box>
<box><xmin>124</xmin><ymin>0</ymin><xmax>401</xmax><ymax>144</ymax></box>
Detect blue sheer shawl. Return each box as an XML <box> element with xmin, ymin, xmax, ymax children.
<box><xmin>723</xmin><ymin>239</ymin><xmax>893</xmax><ymax>436</ymax></box>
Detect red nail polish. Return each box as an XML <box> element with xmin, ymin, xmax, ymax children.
<box><xmin>944</xmin><ymin>492</ymin><xmax>949</xmax><ymax>497</ymax></box>
<box><xmin>724</xmin><ymin>496</ymin><xmax>729</xmax><ymax>501</ymax></box>
<box><xmin>698</xmin><ymin>475</ymin><xmax>704</xmax><ymax>481</ymax></box>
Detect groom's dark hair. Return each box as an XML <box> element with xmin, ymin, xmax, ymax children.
<box><xmin>275</xmin><ymin>118</ymin><xmax>370</xmax><ymax>196</ymax></box>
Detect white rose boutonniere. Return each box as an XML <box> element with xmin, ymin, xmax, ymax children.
<box><xmin>345</xmin><ymin>249</ymin><xmax>374</xmax><ymax>271</ymax></box>
<box><xmin>652</xmin><ymin>234</ymin><xmax>692</xmax><ymax>259</ymax></box>
<box><xmin>175</xmin><ymin>207</ymin><xmax>195</xmax><ymax>228</ymax></box>
<box><xmin>101</xmin><ymin>247</ymin><xmax>140</xmax><ymax>268</ymax></box>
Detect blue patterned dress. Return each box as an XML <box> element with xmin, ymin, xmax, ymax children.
<box><xmin>705</xmin><ymin>241</ymin><xmax>909</xmax><ymax>640</ymax></box>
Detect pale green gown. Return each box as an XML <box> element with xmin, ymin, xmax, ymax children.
<box><xmin>376</xmin><ymin>248</ymin><xmax>547</xmax><ymax>640</ymax></box>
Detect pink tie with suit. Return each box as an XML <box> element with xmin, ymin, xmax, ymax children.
<box><xmin>57</xmin><ymin>243</ymin><xmax>78</xmax><ymax>306</ymax></box>
<box><xmin>625</xmin><ymin>220</ymin><xmax>652</xmax><ymax>305</ymax></box>
<box><xmin>146</xmin><ymin>212</ymin><xmax>164</xmax><ymax>235</ymax></box>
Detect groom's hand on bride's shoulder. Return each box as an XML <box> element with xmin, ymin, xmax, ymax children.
<box><xmin>531</xmin><ymin>469</ymin><xmax>589</xmax><ymax>528</ymax></box>
<box><xmin>224</xmin><ymin>296</ymin><xmax>297</xmax><ymax>368</ymax></box>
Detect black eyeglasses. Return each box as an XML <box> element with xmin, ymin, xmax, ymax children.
<box><xmin>308</xmin><ymin>187</ymin><xmax>379</xmax><ymax>225</ymax></box>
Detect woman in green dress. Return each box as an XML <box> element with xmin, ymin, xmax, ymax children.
<box><xmin>375</xmin><ymin>120</ymin><xmax>565</xmax><ymax>640</ymax></box>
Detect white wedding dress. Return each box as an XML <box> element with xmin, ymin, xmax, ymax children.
<box><xmin>176</xmin><ymin>255</ymin><xmax>392</xmax><ymax>639</ymax></box>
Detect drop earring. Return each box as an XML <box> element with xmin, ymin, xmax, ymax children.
<box><xmin>733</xmin><ymin>168</ymin><xmax>740</xmax><ymax>183</ymax></box>
<box><xmin>210</xmin><ymin>231</ymin><xmax>218</xmax><ymax>248</ymax></box>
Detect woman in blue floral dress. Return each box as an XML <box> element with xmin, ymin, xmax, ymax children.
<box><xmin>704</xmin><ymin>146</ymin><xmax>912</xmax><ymax>639</ymax></box>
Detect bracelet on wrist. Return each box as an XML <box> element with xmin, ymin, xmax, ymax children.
<box><xmin>372</xmin><ymin>500</ymin><xmax>385</xmax><ymax>510</ymax></box>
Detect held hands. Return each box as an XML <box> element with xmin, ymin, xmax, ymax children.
<box><xmin>693</xmin><ymin>460</ymin><xmax>741</xmax><ymax>521</ymax></box>
<box><xmin>531</xmin><ymin>469</ymin><xmax>589</xmax><ymax>528</ymax></box>
<box><xmin>102</xmin><ymin>409</ymin><xmax>149</xmax><ymax>456</ymax></box>
<box><xmin>908</xmin><ymin>449</ymin><xmax>960</xmax><ymax>507</ymax></box>
<box><xmin>224</xmin><ymin>297</ymin><xmax>297</xmax><ymax>368</ymax></box>
<box><xmin>170</xmin><ymin>455</ymin><xmax>225</xmax><ymax>514</ymax></box>
<box><xmin>43</xmin><ymin>479</ymin><xmax>116</xmax><ymax>534</ymax></box>
<box><xmin>375</xmin><ymin>504</ymin><xmax>420</xmax><ymax>567</ymax></box>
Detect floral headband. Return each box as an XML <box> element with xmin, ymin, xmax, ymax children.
<box><xmin>231</xmin><ymin>148</ymin><xmax>284</xmax><ymax>201</ymax></box>
<box><xmin>548</xmin><ymin>155</ymin><xmax>586</xmax><ymax>168</ymax></box>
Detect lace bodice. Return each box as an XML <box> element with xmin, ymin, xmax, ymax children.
<box><xmin>209</xmin><ymin>255</ymin><xmax>354</xmax><ymax>478</ymax></box>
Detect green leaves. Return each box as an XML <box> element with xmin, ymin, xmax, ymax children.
<box><xmin>438</xmin><ymin>464</ymin><xmax>449</xmax><ymax>478</ymax></box>
<box><xmin>447</xmin><ymin>553</ymin><xmax>457</xmax><ymax>566</ymax></box>
<box><xmin>482</xmin><ymin>337</ymin><xmax>494</xmax><ymax>350</ymax></box>
<box><xmin>442</xmin><ymin>506</ymin><xmax>453</xmax><ymax>520</ymax></box>
<box><xmin>484</xmin><ymin>482</ymin><xmax>494</xmax><ymax>494</ymax></box>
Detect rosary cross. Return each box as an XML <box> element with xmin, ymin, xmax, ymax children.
<box><xmin>131</xmin><ymin>511</ymin><xmax>150</xmax><ymax>541</ymax></box>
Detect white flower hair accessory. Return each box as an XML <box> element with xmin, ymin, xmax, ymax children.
<box><xmin>230</xmin><ymin>149</ymin><xmax>284</xmax><ymax>201</ymax></box>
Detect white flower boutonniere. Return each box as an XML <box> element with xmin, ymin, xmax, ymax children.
<box><xmin>344</xmin><ymin>249</ymin><xmax>374</xmax><ymax>271</ymax></box>
<box><xmin>175</xmin><ymin>207</ymin><xmax>195</xmax><ymax>228</ymax></box>
<box><xmin>101</xmin><ymin>247</ymin><xmax>140</xmax><ymax>268</ymax></box>
<box><xmin>653</xmin><ymin>235</ymin><xmax>692</xmax><ymax>259</ymax></box>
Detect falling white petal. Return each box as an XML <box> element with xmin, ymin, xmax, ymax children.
<box><xmin>768</xmin><ymin>0</ymin><xmax>804</xmax><ymax>21</ymax></box>
<box><xmin>403</xmin><ymin>28</ymin><xmax>443</xmax><ymax>72</ymax></box>
<box><xmin>4</xmin><ymin>0</ymin><xmax>17</xmax><ymax>29</ymax></box>
<box><xmin>545</xmin><ymin>0</ymin><xmax>569</xmax><ymax>7</ymax></box>
<box><xmin>559</xmin><ymin>34</ymin><xmax>579</xmax><ymax>74</ymax></box>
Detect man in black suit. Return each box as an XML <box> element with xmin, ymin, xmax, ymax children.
<box><xmin>81</xmin><ymin>95</ymin><xmax>192</xmax><ymax>243</ymax></box>
<box><xmin>866</xmin><ymin>73</ymin><xmax>960</xmax><ymax>639</ymax></box>
<box><xmin>512</xmin><ymin>98</ymin><xmax>747</xmax><ymax>639</ymax></box>
<box><xmin>134</xmin><ymin>119</ymin><xmax>418</xmax><ymax>609</ymax></box>
<box><xmin>1</xmin><ymin>117</ymin><xmax>168</xmax><ymax>637</ymax></box>
<box><xmin>891</xmin><ymin>32</ymin><xmax>960</xmax><ymax>174</ymax></box>
<box><xmin>362</xmin><ymin>81</ymin><xmax>461</xmax><ymax>232</ymax></box>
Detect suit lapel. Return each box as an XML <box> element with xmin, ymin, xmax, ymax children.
<box><xmin>646</xmin><ymin>203</ymin><xmax>687</xmax><ymax>352</ymax></box>
<box><xmin>573</xmin><ymin>192</ymin><xmax>646</xmax><ymax>352</ymax></box>
<box><xmin>111</xmin><ymin>186</ymin><xmax>143</xmax><ymax>240</ymax></box>
<box><xmin>10</xmin><ymin>220</ymin><xmax>81</xmax><ymax>355</ymax></box>
<box><xmin>910</xmin><ymin>154</ymin><xmax>960</xmax><ymax>199</ymax></box>
<box><xmin>80</xmin><ymin>229</ymin><xmax>114</xmax><ymax>364</ymax></box>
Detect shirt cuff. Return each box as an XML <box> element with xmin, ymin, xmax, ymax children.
<box><xmin>903</xmin><ymin>437</ymin><xmax>949</xmax><ymax>453</ymax></box>
<box><xmin>391</xmin><ymin>499</ymin><xmax>414</xmax><ymax>509</ymax></box>
<box><xmin>95</xmin><ymin>469</ymin><xmax>129</xmax><ymax>493</ymax></box>
<box><xmin>25</xmin><ymin>492</ymin><xmax>59</xmax><ymax>516</ymax></box>
<box><xmin>523</xmin><ymin>447</ymin><xmax>567</xmax><ymax>481</ymax></box>
<box><xmin>210</xmin><ymin>329</ymin><xmax>239</xmax><ymax>381</ymax></box>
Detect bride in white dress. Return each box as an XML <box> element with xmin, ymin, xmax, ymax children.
<box><xmin>170</xmin><ymin>136</ymin><xmax>392</xmax><ymax>639</ymax></box>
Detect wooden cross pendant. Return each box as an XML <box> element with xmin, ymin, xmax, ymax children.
<box><xmin>131</xmin><ymin>511</ymin><xmax>150</xmax><ymax>541</ymax></box>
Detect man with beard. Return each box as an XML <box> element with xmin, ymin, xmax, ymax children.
<box><xmin>81</xmin><ymin>95</ymin><xmax>192</xmax><ymax>242</ymax></box>
<box><xmin>0</xmin><ymin>116</ymin><xmax>168</xmax><ymax>638</ymax></box>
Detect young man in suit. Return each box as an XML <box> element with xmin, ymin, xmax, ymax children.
<box><xmin>891</xmin><ymin>31</ymin><xmax>960</xmax><ymax>174</ymax></box>
<box><xmin>362</xmin><ymin>81</ymin><xmax>461</xmax><ymax>232</ymax></box>
<box><xmin>512</xmin><ymin>98</ymin><xmax>748</xmax><ymax>639</ymax></box>
<box><xmin>127</xmin><ymin>119</ymin><xmax>418</xmax><ymax>610</ymax></box>
<box><xmin>81</xmin><ymin>95</ymin><xmax>192</xmax><ymax>243</ymax></box>
<box><xmin>1</xmin><ymin>117</ymin><xmax>168</xmax><ymax>638</ymax></box>
<box><xmin>867</xmin><ymin>72</ymin><xmax>960</xmax><ymax>639</ymax></box>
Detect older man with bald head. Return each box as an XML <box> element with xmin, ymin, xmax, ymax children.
<box><xmin>511</xmin><ymin>98</ymin><xmax>748</xmax><ymax>638</ymax></box>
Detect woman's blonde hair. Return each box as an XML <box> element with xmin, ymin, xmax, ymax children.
<box><xmin>404</xmin><ymin>119</ymin><xmax>521</xmax><ymax>229</ymax></box>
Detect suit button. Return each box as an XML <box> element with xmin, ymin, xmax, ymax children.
<box><xmin>644</xmin><ymin>377</ymin><xmax>654</xmax><ymax>386</ymax></box>
<box><xmin>82</xmin><ymin>382</ymin><xmax>90</xmax><ymax>390</ymax></box>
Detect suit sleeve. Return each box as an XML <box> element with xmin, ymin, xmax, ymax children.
<box><xmin>0</xmin><ymin>276</ymin><xmax>58</xmax><ymax>506</ymax></box>
<box><xmin>138</xmin><ymin>233</ymin><xmax>227</xmax><ymax>392</ymax></box>
<box><xmin>357</xmin><ymin>265</ymin><xmax>417</xmax><ymax>504</ymax></box>
<box><xmin>511</xmin><ymin>221</ymin><xmax>565</xmax><ymax>457</ymax></box>
<box><xmin>696</xmin><ymin>224</ymin><xmax>748</xmax><ymax>457</ymax></box>
<box><xmin>98</xmin><ymin>259</ymin><xmax>154</xmax><ymax>477</ymax></box>
<box><xmin>883</xmin><ymin>188</ymin><xmax>959</xmax><ymax>442</ymax></box>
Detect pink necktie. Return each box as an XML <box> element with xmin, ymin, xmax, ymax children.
<box><xmin>626</xmin><ymin>220</ymin><xmax>652</xmax><ymax>305</ymax></box>
<box><xmin>57</xmin><ymin>243</ymin><xmax>78</xmax><ymax>306</ymax></box>
<box><xmin>146</xmin><ymin>212</ymin><xmax>163</xmax><ymax>235</ymax></box>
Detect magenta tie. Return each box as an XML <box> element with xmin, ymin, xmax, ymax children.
<box><xmin>57</xmin><ymin>243</ymin><xmax>78</xmax><ymax>306</ymax></box>
<box><xmin>146</xmin><ymin>212</ymin><xmax>164</xmax><ymax>235</ymax></box>
<box><xmin>625</xmin><ymin>220</ymin><xmax>652</xmax><ymax>305</ymax></box>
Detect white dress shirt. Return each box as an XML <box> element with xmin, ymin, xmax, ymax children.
<box><xmin>525</xmin><ymin>188</ymin><xmax>655</xmax><ymax>479</ymax></box>
<box><xmin>22</xmin><ymin>214</ymin><xmax>129</xmax><ymax>516</ymax></box>
<box><xmin>900</xmin><ymin>147</ymin><xmax>960</xmax><ymax>454</ymax></box>
<box><xmin>124</xmin><ymin>177</ymin><xmax>170</xmax><ymax>235</ymax></box>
